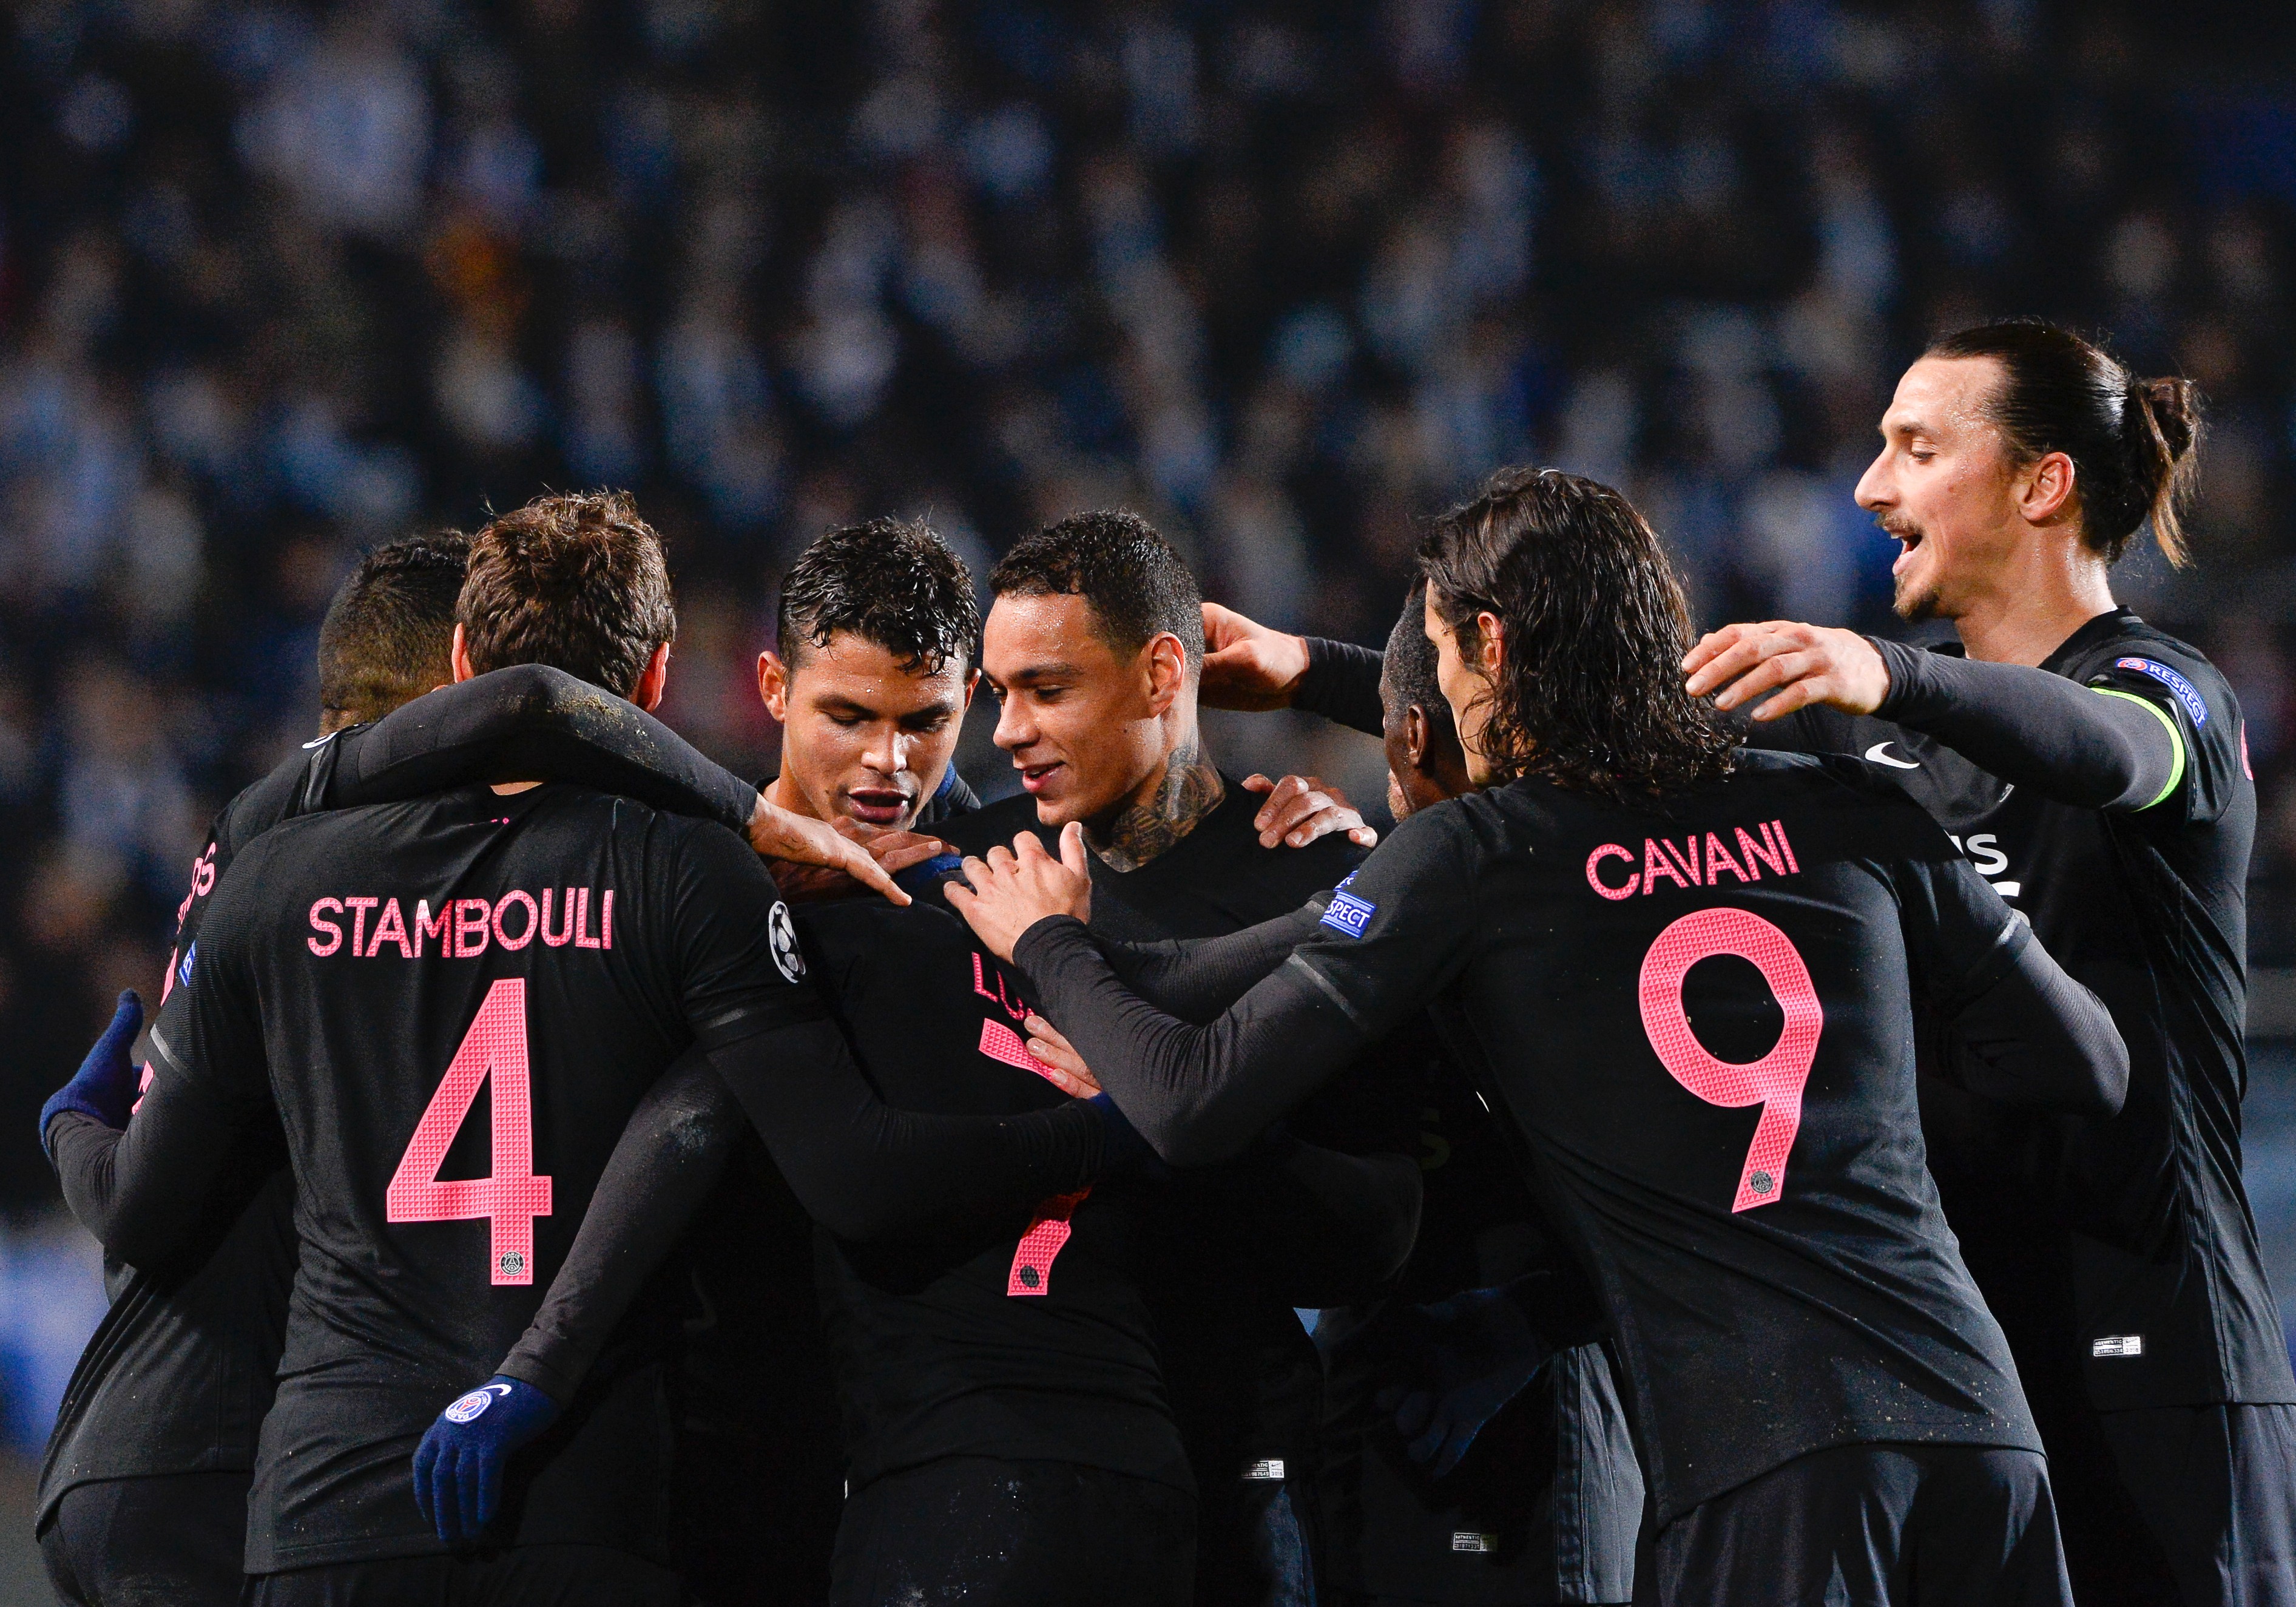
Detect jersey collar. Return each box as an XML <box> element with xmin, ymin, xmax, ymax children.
<box><xmin>2039</xmin><ymin>606</ymin><xmax>2140</xmax><ymax>677</ymax></box>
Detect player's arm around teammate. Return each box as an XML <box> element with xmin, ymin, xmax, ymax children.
<box><xmin>954</xmin><ymin>478</ymin><xmax>2129</xmax><ymax>1165</ymax></box>
<box><xmin>1684</xmin><ymin>621</ymin><xmax>2186</xmax><ymax>811</ymax></box>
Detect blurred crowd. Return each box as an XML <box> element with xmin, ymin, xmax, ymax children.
<box><xmin>3</xmin><ymin>0</ymin><xmax>2296</xmax><ymax>1243</ymax></box>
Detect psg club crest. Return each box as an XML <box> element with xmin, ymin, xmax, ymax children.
<box><xmin>768</xmin><ymin>901</ymin><xmax>806</xmax><ymax>983</ymax></box>
<box><xmin>444</xmin><ymin>1382</ymin><xmax>512</xmax><ymax>1423</ymax></box>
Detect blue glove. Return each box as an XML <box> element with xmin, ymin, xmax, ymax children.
<box><xmin>1374</xmin><ymin>1282</ymin><xmax>1551</xmax><ymax>1478</ymax></box>
<box><xmin>39</xmin><ymin>992</ymin><xmax>144</xmax><ymax>1160</ymax></box>
<box><xmin>893</xmin><ymin>851</ymin><xmax>968</xmax><ymax>901</ymax></box>
<box><xmin>411</xmin><ymin>1375</ymin><xmax>561</xmax><ymax>1546</ymax></box>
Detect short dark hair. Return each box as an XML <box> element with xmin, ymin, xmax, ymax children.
<box><xmin>317</xmin><ymin>532</ymin><xmax>470</xmax><ymax>729</ymax></box>
<box><xmin>1419</xmin><ymin>467</ymin><xmax>1734</xmax><ymax>801</ymax></box>
<box><xmin>778</xmin><ymin>516</ymin><xmax>979</xmax><ymax>676</ymax></box>
<box><xmin>988</xmin><ymin>510</ymin><xmax>1203</xmax><ymax>669</ymax></box>
<box><xmin>1378</xmin><ymin>578</ymin><xmax>1453</xmax><ymax>744</ymax></box>
<box><xmin>458</xmin><ymin>491</ymin><xmax>676</xmax><ymax>697</ymax></box>
<box><xmin>1928</xmin><ymin>320</ymin><xmax>2202</xmax><ymax>566</ymax></box>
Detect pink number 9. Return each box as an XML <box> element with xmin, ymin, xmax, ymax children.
<box><xmin>1638</xmin><ymin>907</ymin><xmax>1824</xmax><ymax>1212</ymax></box>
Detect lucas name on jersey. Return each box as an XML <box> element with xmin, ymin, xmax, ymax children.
<box><xmin>307</xmin><ymin>887</ymin><xmax>616</xmax><ymax>959</ymax></box>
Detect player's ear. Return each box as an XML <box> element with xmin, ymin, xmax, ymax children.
<box><xmin>1473</xmin><ymin>611</ymin><xmax>1506</xmax><ymax>681</ymax></box>
<box><xmin>451</xmin><ymin>623</ymin><xmax>476</xmax><ymax>684</ymax></box>
<box><xmin>759</xmin><ymin>650</ymin><xmax>792</xmax><ymax>722</ymax></box>
<box><xmin>633</xmin><ymin>640</ymin><xmax>672</xmax><ymax>712</ymax></box>
<box><xmin>2017</xmin><ymin>449</ymin><xmax>2078</xmax><ymax>529</ymax></box>
<box><xmin>1143</xmin><ymin>632</ymin><xmax>1186</xmax><ymax>717</ymax></box>
<box><xmin>1404</xmin><ymin>705</ymin><xmax>1432</xmax><ymax>771</ymax></box>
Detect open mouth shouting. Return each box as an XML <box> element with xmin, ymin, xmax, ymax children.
<box><xmin>1885</xmin><ymin>519</ymin><xmax>1924</xmax><ymax>577</ymax></box>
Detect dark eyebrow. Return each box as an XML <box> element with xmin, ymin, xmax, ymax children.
<box><xmin>813</xmin><ymin>694</ymin><xmax>882</xmax><ymax>717</ymax></box>
<box><xmin>1004</xmin><ymin>661</ymin><xmax>1082</xmax><ymax>684</ymax></box>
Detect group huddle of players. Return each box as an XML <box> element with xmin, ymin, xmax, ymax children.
<box><xmin>25</xmin><ymin>315</ymin><xmax>2296</xmax><ymax>1607</ymax></box>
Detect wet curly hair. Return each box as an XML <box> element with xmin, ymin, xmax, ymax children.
<box><xmin>1417</xmin><ymin>467</ymin><xmax>1735</xmax><ymax>801</ymax></box>
<box><xmin>778</xmin><ymin>516</ymin><xmax>979</xmax><ymax>675</ymax></box>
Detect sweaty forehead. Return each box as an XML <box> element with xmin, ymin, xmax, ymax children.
<box><xmin>1884</xmin><ymin>356</ymin><xmax>2002</xmax><ymax>440</ymax></box>
<box><xmin>982</xmin><ymin>592</ymin><xmax>1124</xmax><ymax>678</ymax></box>
<box><xmin>791</xmin><ymin>629</ymin><xmax>966</xmax><ymax>707</ymax></box>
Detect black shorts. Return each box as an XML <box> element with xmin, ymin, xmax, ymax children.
<box><xmin>670</xmin><ymin>1426</ymin><xmax>839</xmax><ymax>1607</ymax></box>
<box><xmin>2096</xmin><ymin>1402</ymin><xmax>2296</xmax><ymax>1607</ymax></box>
<box><xmin>38</xmin><ymin>1470</ymin><xmax>248</xmax><ymax>1607</ymax></box>
<box><xmin>831</xmin><ymin>1456</ymin><xmax>1196</xmax><ymax>1607</ymax></box>
<box><xmin>1649</xmin><ymin>1443</ymin><xmax>2070</xmax><ymax>1607</ymax></box>
<box><xmin>246</xmin><ymin>1544</ymin><xmax>680</xmax><ymax>1606</ymax></box>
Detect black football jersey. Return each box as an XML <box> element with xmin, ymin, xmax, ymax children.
<box><xmin>34</xmin><ymin>740</ymin><xmax>337</xmax><ymax>1524</ymax></box>
<box><xmin>1762</xmin><ymin>610</ymin><xmax>2293</xmax><ymax>1415</ymax></box>
<box><xmin>161</xmin><ymin>783</ymin><xmax>820</xmax><ymax>1572</ymax></box>
<box><xmin>1027</xmin><ymin>751</ymin><xmax>2052</xmax><ymax>1523</ymax></box>
<box><xmin>800</xmin><ymin>897</ymin><xmax>1189</xmax><ymax>1493</ymax></box>
<box><xmin>941</xmin><ymin>784</ymin><xmax>1363</xmax><ymax>1497</ymax></box>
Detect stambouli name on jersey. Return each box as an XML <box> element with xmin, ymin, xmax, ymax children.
<box><xmin>306</xmin><ymin>887</ymin><xmax>617</xmax><ymax>958</ymax></box>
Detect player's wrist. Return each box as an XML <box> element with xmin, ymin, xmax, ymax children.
<box><xmin>1865</xmin><ymin>635</ymin><xmax>1922</xmax><ymax>719</ymax></box>
<box><xmin>1269</xmin><ymin>631</ymin><xmax>1312</xmax><ymax>696</ymax></box>
<box><xmin>1010</xmin><ymin>912</ymin><xmax>1088</xmax><ymax>972</ymax></box>
<box><xmin>1841</xmin><ymin>631</ymin><xmax>1890</xmax><ymax>713</ymax></box>
<box><xmin>490</xmin><ymin>1356</ymin><xmax>571</xmax><ymax>1411</ymax></box>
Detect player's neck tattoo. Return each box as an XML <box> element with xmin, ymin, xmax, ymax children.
<box><xmin>1090</xmin><ymin>737</ymin><xmax>1224</xmax><ymax>873</ymax></box>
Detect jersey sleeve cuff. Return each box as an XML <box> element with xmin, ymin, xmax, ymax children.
<box><xmin>2088</xmin><ymin>687</ymin><xmax>2187</xmax><ymax>810</ymax></box>
<box><xmin>493</xmin><ymin>1348</ymin><xmax>577</xmax><ymax>1408</ymax></box>
<box><xmin>1010</xmin><ymin>914</ymin><xmax>1093</xmax><ymax>986</ymax></box>
<box><xmin>1297</xmin><ymin>638</ymin><xmax>1387</xmax><ymax>737</ymax></box>
<box><xmin>690</xmin><ymin>992</ymin><xmax>829</xmax><ymax>1053</ymax></box>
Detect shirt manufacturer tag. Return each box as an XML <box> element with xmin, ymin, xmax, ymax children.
<box><xmin>1241</xmin><ymin>1459</ymin><xmax>1285</xmax><ymax>1481</ymax></box>
<box><xmin>2112</xmin><ymin>658</ymin><xmax>2207</xmax><ymax>726</ymax></box>
<box><xmin>1320</xmin><ymin>890</ymin><xmax>1376</xmax><ymax>938</ymax></box>
<box><xmin>2091</xmin><ymin>1334</ymin><xmax>2144</xmax><ymax>1358</ymax></box>
<box><xmin>1451</xmin><ymin>1532</ymin><xmax>1497</xmax><ymax>1553</ymax></box>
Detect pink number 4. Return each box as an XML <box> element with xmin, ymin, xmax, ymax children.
<box><xmin>1007</xmin><ymin>1188</ymin><xmax>1092</xmax><ymax>1297</ymax></box>
<box><xmin>1638</xmin><ymin>907</ymin><xmax>1823</xmax><ymax>1213</ymax></box>
<box><xmin>386</xmin><ymin>978</ymin><xmax>555</xmax><ymax>1285</ymax></box>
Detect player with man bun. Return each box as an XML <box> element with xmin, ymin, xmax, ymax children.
<box><xmin>1687</xmin><ymin>320</ymin><xmax>2294</xmax><ymax>1607</ymax></box>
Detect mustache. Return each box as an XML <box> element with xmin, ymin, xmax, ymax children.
<box><xmin>1875</xmin><ymin>513</ymin><xmax>1923</xmax><ymax>542</ymax></box>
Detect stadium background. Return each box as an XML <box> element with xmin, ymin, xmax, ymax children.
<box><xmin>2</xmin><ymin>0</ymin><xmax>2295</xmax><ymax>1588</ymax></box>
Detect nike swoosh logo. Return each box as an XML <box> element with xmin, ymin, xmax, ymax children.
<box><xmin>487</xmin><ymin>1383</ymin><xmax>513</xmax><ymax>1398</ymax></box>
<box><xmin>1865</xmin><ymin>742</ymin><xmax>1920</xmax><ymax>770</ymax></box>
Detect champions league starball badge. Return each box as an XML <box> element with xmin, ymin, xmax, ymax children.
<box><xmin>768</xmin><ymin>901</ymin><xmax>806</xmax><ymax>983</ymax></box>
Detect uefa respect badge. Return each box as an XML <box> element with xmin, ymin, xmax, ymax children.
<box><xmin>1320</xmin><ymin>890</ymin><xmax>1376</xmax><ymax>938</ymax></box>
